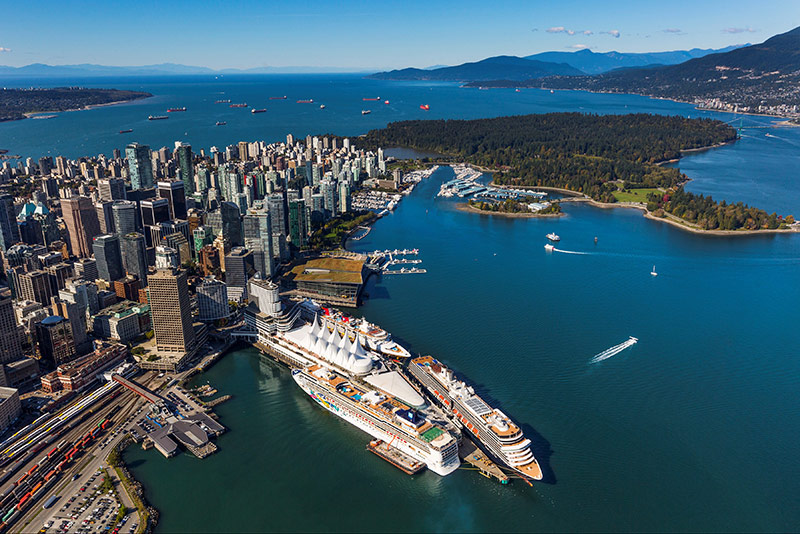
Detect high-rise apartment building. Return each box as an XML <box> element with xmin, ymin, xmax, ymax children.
<box><xmin>175</xmin><ymin>143</ymin><xmax>194</xmax><ymax>196</ymax></box>
<box><xmin>126</xmin><ymin>143</ymin><xmax>154</xmax><ymax>190</ymax></box>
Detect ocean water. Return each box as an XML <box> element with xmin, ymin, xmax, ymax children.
<box><xmin>6</xmin><ymin>75</ymin><xmax>799</xmax><ymax>532</ymax></box>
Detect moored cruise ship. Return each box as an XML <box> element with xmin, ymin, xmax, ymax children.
<box><xmin>409</xmin><ymin>355</ymin><xmax>543</xmax><ymax>481</ymax></box>
<box><xmin>318</xmin><ymin>307</ymin><xmax>412</xmax><ymax>359</ymax></box>
<box><xmin>292</xmin><ymin>365</ymin><xmax>460</xmax><ymax>476</ymax></box>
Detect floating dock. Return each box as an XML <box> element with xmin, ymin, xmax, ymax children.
<box><xmin>366</xmin><ymin>439</ymin><xmax>425</xmax><ymax>475</ymax></box>
<box><xmin>459</xmin><ymin>436</ymin><xmax>509</xmax><ymax>484</ymax></box>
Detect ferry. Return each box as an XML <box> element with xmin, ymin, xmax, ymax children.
<box><xmin>292</xmin><ymin>365</ymin><xmax>460</xmax><ymax>476</ymax></box>
<box><xmin>251</xmin><ymin>108</ymin><xmax>267</xmax><ymax>113</ymax></box>
<box><xmin>215</xmin><ymin>99</ymin><xmax>231</xmax><ymax>104</ymax></box>
<box><xmin>409</xmin><ymin>356</ymin><xmax>543</xmax><ymax>481</ymax></box>
<box><xmin>167</xmin><ymin>107</ymin><xmax>186</xmax><ymax>112</ymax></box>
<box><xmin>118</xmin><ymin>129</ymin><xmax>133</xmax><ymax>134</ymax></box>
<box><xmin>546</xmin><ymin>233</ymin><xmax>560</xmax><ymax>242</ymax></box>
<box><xmin>269</xmin><ymin>96</ymin><xmax>287</xmax><ymax>100</ymax></box>
<box><xmin>230</xmin><ymin>103</ymin><xmax>248</xmax><ymax>108</ymax></box>
<box><xmin>361</xmin><ymin>110</ymin><xmax>371</xmax><ymax>115</ymax></box>
<box><xmin>215</xmin><ymin>121</ymin><xmax>226</xmax><ymax>126</ymax></box>
<box><xmin>362</xmin><ymin>97</ymin><xmax>381</xmax><ymax>101</ymax></box>
<box><xmin>148</xmin><ymin>115</ymin><xmax>168</xmax><ymax>120</ymax></box>
<box><xmin>420</xmin><ymin>104</ymin><xmax>430</xmax><ymax>110</ymax></box>
<box><xmin>297</xmin><ymin>99</ymin><xmax>314</xmax><ymax>104</ymax></box>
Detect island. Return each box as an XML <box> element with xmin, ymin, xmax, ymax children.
<box><xmin>461</xmin><ymin>198</ymin><xmax>563</xmax><ymax>217</ymax></box>
<box><xmin>363</xmin><ymin>113</ymin><xmax>796</xmax><ymax>232</ymax></box>
<box><xmin>0</xmin><ymin>87</ymin><xmax>152</xmax><ymax>122</ymax></box>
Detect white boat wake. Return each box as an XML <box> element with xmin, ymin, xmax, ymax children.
<box><xmin>590</xmin><ymin>336</ymin><xmax>638</xmax><ymax>364</ymax></box>
<box><xmin>552</xmin><ymin>247</ymin><xmax>590</xmax><ymax>255</ymax></box>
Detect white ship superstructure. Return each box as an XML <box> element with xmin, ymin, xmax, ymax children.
<box><xmin>409</xmin><ymin>356</ymin><xmax>543</xmax><ymax>481</ymax></box>
<box><xmin>292</xmin><ymin>365</ymin><xmax>460</xmax><ymax>476</ymax></box>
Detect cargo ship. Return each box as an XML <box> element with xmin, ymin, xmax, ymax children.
<box><xmin>363</xmin><ymin>97</ymin><xmax>381</xmax><ymax>101</ymax></box>
<box><xmin>409</xmin><ymin>355</ymin><xmax>543</xmax><ymax>481</ymax></box>
<box><xmin>297</xmin><ymin>99</ymin><xmax>314</xmax><ymax>104</ymax></box>
<box><xmin>420</xmin><ymin>104</ymin><xmax>430</xmax><ymax>110</ymax></box>
<box><xmin>167</xmin><ymin>107</ymin><xmax>186</xmax><ymax>112</ymax></box>
<box><xmin>292</xmin><ymin>364</ymin><xmax>460</xmax><ymax>476</ymax></box>
<box><xmin>230</xmin><ymin>103</ymin><xmax>248</xmax><ymax>108</ymax></box>
<box><xmin>269</xmin><ymin>96</ymin><xmax>287</xmax><ymax>100</ymax></box>
<box><xmin>215</xmin><ymin>99</ymin><xmax>231</xmax><ymax>104</ymax></box>
<box><xmin>119</xmin><ymin>129</ymin><xmax>133</xmax><ymax>134</ymax></box>
<box><xmin>251</xmin><ymin>108</ymin><xmax>267</xmax><ymax>113</ymax></box>
<box><xmin>148</xmin><ymin>115</ymin><xmax>168</xmax><ymax>120</ymax></box>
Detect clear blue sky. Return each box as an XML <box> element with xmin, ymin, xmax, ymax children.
<box><xmin>0</xmin><ymin>0</ymin><xmax>798</xmax><ymax>69</ymax></box>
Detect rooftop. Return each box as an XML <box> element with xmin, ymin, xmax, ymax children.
<box><xmin>287</xmin><ymin>257</ymin><xmax>365</xmax><ymax>285</ymax></box>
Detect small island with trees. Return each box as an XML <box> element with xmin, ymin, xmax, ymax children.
<box><xmin>0</xmin><ymin>87</ymin><xmax>152</xmax><ymax>122</ymax></box>
<box><xmin>363</xmin><ymin>113</ymin><xmax>796</xmax><ymax>233</ymax></box>
<box><xmin>462</xmin><ymin>198</ymin><xmax>563</xmax><ymax>217</ymax></box>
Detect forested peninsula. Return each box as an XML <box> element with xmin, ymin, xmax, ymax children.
<box><xmin>0</xmin><ymin>87</ymin><xmax>152</xmax><ymax>122</ymax></box>
<box><xmin>364</xmin><ymin>113</ymin><xmax>794</xmax><ymax>232</ymax></box>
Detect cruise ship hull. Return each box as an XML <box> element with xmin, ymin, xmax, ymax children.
<box><xmin>292</xmin><ymin>370</ymin><xmax>460</xmax><ymax>476</ymax></box>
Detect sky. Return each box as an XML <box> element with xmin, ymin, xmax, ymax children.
<box><xmin>0</xmin><ymin>0</ymin><xmax>798</xmax><ymax>70</ymax></box>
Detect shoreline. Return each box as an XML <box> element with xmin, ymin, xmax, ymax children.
<box><xmin>18</xmin><ymin>95</ymin><xmax>151</xmax><ymax>120</ymax></box>
<box><xmin>456</xmin><ymin>202</ymin><xmax>565</xmax><ymax>218</ymax></box>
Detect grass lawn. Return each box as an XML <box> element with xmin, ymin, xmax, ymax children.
<box><xmin>612</xmin><ymin>188</ymin><xmax>661</xmax><ymax>203</ymax></box>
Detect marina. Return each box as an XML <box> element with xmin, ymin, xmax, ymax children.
<box><xmin>437</xmin><ymin>164</ymin><xmax>548</xmax><ymax>204</ymax></box>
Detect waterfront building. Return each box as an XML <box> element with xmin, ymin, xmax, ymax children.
<box><xmin>121</xmin><ymin>232</ymin><xmax>148</xmax><ymax>285</ymax></box>
<box><xmin>126</xmin><ymin>143</ymin><xmax>154</xmax><ymax>190</ymax></box>
<box><xmin>93</xmin><ymin>234</ymin><xmax>124</xmax><ymax>282</ymax></box>
<box><xmin>35</xmin><ymin>315</ymin><xmax>76</xmax><ymax>367</ymax></box>
<box><xmin>196</xmin><ymin>277</ymin><xmax>230</xmax><ymax>322</ymax></box>
<box><xmin>112</xmin><ymin>200</ymin><xmax>138</xmax><ymax>236</ymax></box>
<box><xmin>62</xmin><ymin>196</ymin><xmax>101</xmax><ymax>258</ymax></box>
<box><xmin>338</xmin><ymin>181</ymin><xmax>351</xmax><ymax>213</ymax></box>
<box><xmin>149</xmin><ymin>268</ymin><xmax>196</xmax><ymax>357</ymax></box>
<box><xmin>247</xmin><ymin>278</ymin><xmax>282</xmax><ymax>317</ymax></box>
<box><xmin>284</xmin><ymin>256</ymin><xmax>366</xmax><ymax>307</ymax></box>
<box><xmin>40</xmin><ymin>343</ymin><xmax>127</xmax><ymax>393</ymax></box>
<box><xmin>224</xmin><ymin>247</ymin><xmax>253</xmax><ymax>300</ymax></box>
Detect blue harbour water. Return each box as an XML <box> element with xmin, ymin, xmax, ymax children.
<box><xmin>3</xmin><ymin>75</ymin><xmax>799</xmax><ymax>532</ymax></box>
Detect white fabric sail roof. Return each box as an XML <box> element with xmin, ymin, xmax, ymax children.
<box><xmin>285</xmin><ymin>316</ymin><xmax>373</xmax><ymax>375</ymax></box>
<box><xmin>365</xmin><ymin>371</ymin><xmax>425</xmax><ymax>407</ymax></box>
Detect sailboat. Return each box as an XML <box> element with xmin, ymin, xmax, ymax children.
<box><xmin>650</xmin><ymin>265</ymin><xmax>658</xmax><ymax>277</ymax></box>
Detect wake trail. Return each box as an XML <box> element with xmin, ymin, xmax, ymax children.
<box><xmin>552</xmin><ymin>247</ymin><xmax>591</xmax><ymax>255</ymax></box>
<box><xmin>590</xmin><ymin>337</ymin><xmax>638</xmax><ymax>364</ymax></box>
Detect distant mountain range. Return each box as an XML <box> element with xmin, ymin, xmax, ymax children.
<box><xmin>524</xmin><ymin>46</ymin><xmax>746</xmax><ymax>74</ymax></box>
<box><xmin>368</xmin><ymin>56</ymin><xmax>583</xmax><ymax>81</ymax></box>
<box><xmin>467</xmin><ymin>26</ymin><xmax>800</xmax><ymax>115</ymax></box>
<box><xmin>0</xmin><ymin>63</ymin><xmax>371</xmax><ymax>77</ymax></box>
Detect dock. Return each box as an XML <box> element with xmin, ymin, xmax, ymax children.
<box><xmin>366</xmin><ymin>439</ymin><xmax>425</xmax><ymax>475</ymax></box>
<box><xmin>459</xmin><ymin>436</ymin><xmax>509</xmax><ymax>484</ymax></box>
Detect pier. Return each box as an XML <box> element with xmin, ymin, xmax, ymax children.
<box><xmin>458</xmin><ymin>436</ymin><xmax>509</xmax><ymax>484</ymax></box>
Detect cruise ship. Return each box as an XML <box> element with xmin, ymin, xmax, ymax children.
<box><xmin>318</xmin><ymin>307</ymin><xmax>411</xmax><ymax>359</ymax></box>
<box><xmin>242</xmin><ymin>289</ymin><xmax>459</xmax><ymax>476</ymax></box>
<box><xmin>292</xmin><ymin>365</ymin><xmax>460</xmax><ymax>476</ymax></box>
<box><xmin>409</xmin><ymin>355</ymin><xmax>543</xmax><ymax>481</ymax></box>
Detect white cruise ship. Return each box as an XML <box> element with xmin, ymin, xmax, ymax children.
<box><xmin>292</xmin><ymin>365</ymin><xmax>460</xmax><ymax>476</ymax></box>
<box><xmin>409</xmin><ymin>356</ymin><xmax>543</xmax><ymax>481</ymax></box>
<box><xmin>318</xmin><ymin>307</ymin><xmax>412</xmax><ymax>359</ymax></box>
